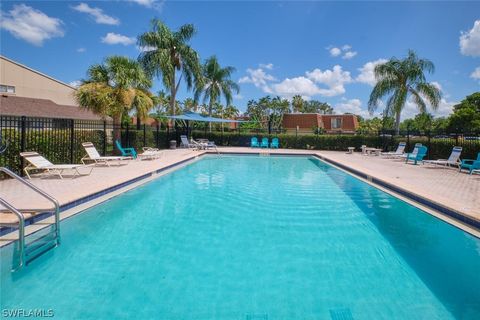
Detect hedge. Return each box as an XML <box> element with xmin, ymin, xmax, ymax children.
<box><xmin>192</xmin><ymin>131</ymin><xmax>480</xmax><ymax>160</ymax></box>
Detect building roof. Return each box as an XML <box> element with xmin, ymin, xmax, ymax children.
<box><xmin>0</xmin><ymin>95</ymin><xmax>106</xmax><ymax>121</ymax></box>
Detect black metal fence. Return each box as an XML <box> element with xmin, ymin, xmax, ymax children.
<box><xmin>1</xmin><ymin>115</ymin><xmax>479</xmax><ymax>176</ymax></box>
<box><xmin>0</xmin><ymin>115</ymin><xmax>182</xmax><ymax>175</ymax></box>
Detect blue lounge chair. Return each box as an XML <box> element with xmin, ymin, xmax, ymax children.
<box><xmin>251</xmin><ymin>137</ymin><xmax>260</xmax><ymax>148</ymax></box>
<box><xmin>459</xmin><ymin>152</ymin><xmax>480</xmax><ymax>174</ymax></box>
<box><xmin>270</xmin><ymin>137</ymin><xmax>279</xmax><ymax>148</ymax></box>
<box><xmin>115</xmin><ymin>140</ymin><xmax>137</xmax><ymax>159</ymax></box>
<box><xmin>260</xmin><ymin>137</ymin><xmax>269</xmax><ymax>148</ymax></box>
<box><xmin>405</xmin><ymin>146</ymin><xmax>427</xmax><ymax>165</ymax></box>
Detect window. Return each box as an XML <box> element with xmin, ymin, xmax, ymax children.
<box><xmin>0</xmin><ymin>85</ymin><xmax>15</xmax><ymax>94</ymax></box>
<box><xmin>331</xmin><ymin>117</ymin><xmax>342</xmax><ymax>129</ymax></box>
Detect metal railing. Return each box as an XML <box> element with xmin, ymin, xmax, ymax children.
<box><xmin>0</xmin><ymin>167</ymin><xmax>60</xmax><ymax>270</ymax></box>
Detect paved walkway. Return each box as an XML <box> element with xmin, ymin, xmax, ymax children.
<box><xmin>1</xmin><ymin>147</ymin><xmax>478</xmax><ymax>229</ymax></box>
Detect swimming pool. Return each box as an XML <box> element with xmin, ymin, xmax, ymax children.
<box><xmin>1</xmin><ymin>155</ymin><xmax>479</xmax><ymax>319</ymax></box>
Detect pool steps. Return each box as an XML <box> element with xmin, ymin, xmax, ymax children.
<box><xmin>0</xmin><ymin>167</ymin><xmax>60</xmax><ymax>271</ymax></box>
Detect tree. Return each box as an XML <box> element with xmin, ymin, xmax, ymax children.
<box><xmin>194</xmin><ymin>56</ymin><xmax>239</xmax><ymax>131</ymax></box>
<box><xmin>75</xmin><ymin>56</ymin><xmax>154</xmax><ymax>143</ymax></box>
<box><xmin>357</xmin><ymin>117</ymin><xmax>384</xmax><ymax>133</ymax></box>
<box><xmin>291</xmin><ymin>95</ymin><xmax>305</xmax><ymax>113</ymax></box>
<box><xmin>432</xmin><ymin>117</ymin><xmax>448</xmax><ymax>131</ymax></box>
<box><xmin>223</xmin><ymin>105</ymin><xmax>240</xmax><ymax>119</ymax></box>
<box><xmin>303</xmin><ymin>100</ymin><xmax>333</xmax><ymax>114</ymax></box>
<box><xmin>368</xmin><ymin>50</ymin><xmax>441</xmax><ymax>134</ymax></box>
<box><xmin>245</xmin><ymin>96</ymin><xmax>290</xmax><ymax>131</ymax></box>
<box><xmin>138</xmin><ymin>19</ymin><xmax>201</xmax><ymax>117</ymax></box>
<box><xmin>182</xmin><ymin>98</ymin><xmax>197</xmax><ymax>112</ymax></box>
<box><xmin>447</xmin><ymin>92</ymin><xmax>480</xmax><ymax>132</ymax></box>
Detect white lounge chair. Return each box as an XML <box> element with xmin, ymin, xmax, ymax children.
<box><xmin>138</xmin><ymin>147</ymin><xmax>163</xmax><ymax>160</ymax></box>
<box><xmin>381</xmin><ymin>142</ymin><xmax>406</xmax><ymax>158</ymax></box>
<box><xmin>20</xmin><ymin>152</ymin><xmax>93</xmax><ymax>179</ymax></box>
<box><xmin>202</xmin><ymin>140</ymin><xmax>218</xmax><ymax>152</ymax></box>
<box><xmin>81</xmin><ymin>142</ymin><xmax>130</xmax><ymax>166</ymax></box>
<box><xmin>423</xmin><ymin>146</ymin><xmax>462</xmax><ymax>168</ymax></box>
<box><xmin>180</xmin><ymin>135</ymin><xmax>197</xmax><ymax>149</ymax></box>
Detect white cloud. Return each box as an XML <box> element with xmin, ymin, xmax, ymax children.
<box><xmin>259</xmin><ymin>63</ymin><xmax>274</xmax><ymax>70</ymax></box>
<box><xmin>238</xmin><ymin>68</ymin><xmax>276</xmax><ymax>93</ymax></box>
<box><xmin>233</xmin><ymin>94</ymin><xmax>243</xmax><ymax>100</ymax></box>
<box><xmin>240</xmin><ymin>65</ymin><xmax>352</xmax><ymax>99</ymax></box>
<box><xmin>69</xmin><ymin>80</ymin><xmax>82</xmax><ymax>88</ymax></box>
<box><xmin>434</xmin><ymin>99</ymin><xmax>456</xmax><ymax>117</ymax></box>
<box><xmin>342</xmin><ymin>51</ymin><xmax>357</xmax><ymax>60</ymax></box>
<box><xmin>72</xmin><ymin>3</ymin><xmax>119</xmax><ymax>25</ymax></box>
<box><xmin>128</xmin><ymin>0</ymin><xmax>164</xmax><ymax>11</ymax></box>
<box><xmin>77</xmin><ymin>47</ymin><xmax>86</xmax><ymax>53</ymax></box>
<box><xmin>0</xmin><ymin>4</ymin><xmax>64</xmax><ymax>46</ymax></box>
<box><xmin>460</xmin><ymin>20</ymin><xmax>480</xmax><ymax>57</ymax></box>
<box><xmin>328</xmin><ymin>44</ymin><xmax>358</xmax><ymax>59</ymax></box>
<box><xmin>334</xmin><ymin>98</ymin><xmax>380</xmax><ymax>118</ymax></box>
<box><xmin>137</xmin><ymin>45</ymin><xmax>156</xmax><ymax>52</ymax></box>
<box><xmin>329</xmin><ymin>47</ymin><xmax>341</xmax><ymax>57</ymax></box>
<box><xmin>471</xmin><ymin>67</ymin><xmax>480</xmax><ymax>81</ymax></box>
<box><xmin>305</xmin><ymin>65</ymin><xmax>352</xmax><ymax>97</ymax></box>
<box><xmin>401</xmin><ymin>97</ymin><xmax>456</xmax><ymax>120</ymax></box>
<box><xmin>101</xmin><ymin>32</ymin><xmax>135</xmax><ymax>46</ymax></box>
<box><xmin>430</xmin><ymin>81</ymin><xmax>442</xmax><ymax>91</ymax></box>
<box><xmin>356</xmin><ymin>59</ymin><xmax>388</xmax><ymax>86</ymax></box>
<box><xmin>271</xmin><ymin>77</ymin><xmax>322</xmax><ymax>99</ymax></box>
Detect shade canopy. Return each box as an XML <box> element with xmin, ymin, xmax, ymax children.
<box><xmin>166</xmin><ymin>111</ymin><xmax>244</xmax><ymax>123</ymax></box>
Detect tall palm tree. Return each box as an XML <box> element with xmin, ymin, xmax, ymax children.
<box><xmin>368</xmin><ymin>50</ymin><xmax>441</xmax><ymax>134</ymax></box>
<box><xmin>137</xmin><ymin>19</ymin><xmax>201</xmax><ymax>117</ymax></box>
<box><xmin>194</xmin><ymin>56</ymin><xmax>240</xmax><ymax>118</ymax></box>
<box><xmin>291</xmin><ymin>95</ymin><xmax>304</xmax><ymax>113</ymax></box>
<box><xmin>75</xmin><ymin>56</ymin><xmax>154</xmax><ymax>143</ymax></box>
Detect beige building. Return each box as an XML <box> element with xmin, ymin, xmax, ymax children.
<box><xmin>0</xmin><ymin>55</ymin><xmax>103</xmax><ymax>120</ymax></box>
<box><xmin>1</xmin><ymin>55</ymin><xmax>77</xmax><ymax>106</ymax></box>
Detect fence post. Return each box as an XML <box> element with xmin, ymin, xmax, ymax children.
<box><xmin>166</xmin><ymin>125</ymin><xmax>170</xmax><ymax>148</ymax></box>
<box><xmin>70</xmin><ymin>119</ymin><xmax>74</xmax><ymax>164</ymax></box>
<box><xmin>143</xmin><ymin>124</ymin><xmax>147</xmax><ymax>148</ymax></box>
<box><xmin>20</xmin><ymin>116</ymin><xmax>26</xmax><ymax>176</ymax></box>
<box><xmin>406</xmin><ymin>125</ymin><xmax>410</xmax><ymax>151</ymax></box>
<box><xmin>125</xmin><ymin>122</ymin><xmax>130</xmax><ymax>148</ymax></box>
<box><xmin>156</xmin><ymin>123</ymin><xmax>160</xmax><ymax>149</ymax></box>
<box><xmin>426</xmin><ymin>130</ymin><xmax>431</xmax><ymax>160</ymax></box>
<box><xmin>103</xmin><ymin>120</ymin><xmax>107</xmax><ymax>156</ymax></box>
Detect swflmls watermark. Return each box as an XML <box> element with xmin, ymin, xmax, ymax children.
<box><xmin>2</xmin><ymin>309</ymin><xmax>54</xmax><ymax>318</ymax></box>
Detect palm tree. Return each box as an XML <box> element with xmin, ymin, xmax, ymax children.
<box><xmin>137</xmin><ymin>19</ymin><xmax>201</xmax><ymax>117</ymax></box>
<box><xmin>291</xmin><ymin>95</ymin><xmax>304</xmax><ymax>113</ymax></box>
<box><xmin>368</xmin><ymin>50</ymin><xmax>441</xmax><ymax>134</ymax></box>
<box><xmin>75</xmin><ymin>56</ymin><xmax>154</xmax><ymax>143</ymax></box>
<box><xmin>182</xmin><ymin>98</ymin><xmax>197</xmax><ymax>112</ymax></box>
<box><xmin>194</xmin><ymin>56</ymin><xmax>240</xmax><ymax>119</ymax></box>
<box><xmin>223</xmin><ymin>105</ymin><xmax>240</xmax><ymax>119</ymax></box>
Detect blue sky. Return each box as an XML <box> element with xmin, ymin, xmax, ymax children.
<box><xmin>1</xmin><ymin>0</ymin><xmax>479</xmax><ymax>120</ymax></box>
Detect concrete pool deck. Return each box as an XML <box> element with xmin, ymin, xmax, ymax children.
<box><xmin>1</xmin><ymin>147</ymin><xmax>479</xmax><ymax>242</ymax></box>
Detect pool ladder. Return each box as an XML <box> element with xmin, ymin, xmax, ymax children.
<box><xmin>0</xmin><ymin>167</ymin><xmax>61</xmax><ymax>271</ymax></box>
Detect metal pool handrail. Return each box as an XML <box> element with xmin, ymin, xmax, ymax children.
<box><xmin>0</xmin><ymin>167</ymin><xmax>61</xmax><ymax>269</ymax></box>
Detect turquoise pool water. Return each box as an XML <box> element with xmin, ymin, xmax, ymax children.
<box><xmin>1</xmin><ymin>155</ymin><xmax>479</xmax><ymax>319</ymax></box>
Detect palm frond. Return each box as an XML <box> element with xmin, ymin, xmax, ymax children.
<box><xmin>414</xmin><ymin>82</ymin><xmax>441</xmax><ymax>110</ymax></box>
